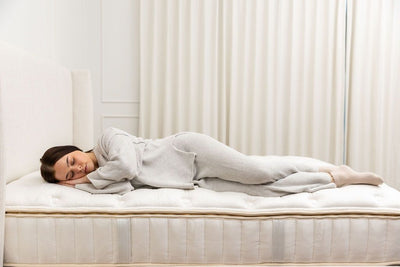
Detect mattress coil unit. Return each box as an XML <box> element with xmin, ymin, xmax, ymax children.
<box><xmin>4</xmin><ymin>213</ymin><xmax>400</xmax><ymax>265</ymax></box>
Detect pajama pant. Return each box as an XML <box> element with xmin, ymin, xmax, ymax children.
<box><xmin>173</xmin><ymin>132</ymin><xmax>336</xmax><ymax>197</ymax></box>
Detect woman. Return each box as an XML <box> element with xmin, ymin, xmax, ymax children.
<box><xmin>40</xmin><ymin>127</ymin><xmax>383</xmax><ymax>196</ymax></box>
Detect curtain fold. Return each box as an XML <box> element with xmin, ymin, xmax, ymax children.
<box><xmin>0</xmin><ymin>80</ymin><xmax>4</xmax><ymax>264</ymax></box>
<box><xmin>139</xmin><ymin>0</ymin><xmax>226</xmax><ymax>141</ymax></box>
<box><xmin>346</xmin><ymin>0</ymin><xmax>400</xmax><ymax>189</ymax></box>
<box><xmin>225</xmin><ymin>0</ymin><xmax>345</xmax><ymax>162</ymax></box>
<box><xmin>139</xmin><ymin>0</ymin><xmax>346</xmax><ymax>165</ymax></box>
<box><xmin>0</xmin><ymin>155</ymin><xmax>4</xmax><ymax>262</ymax></box>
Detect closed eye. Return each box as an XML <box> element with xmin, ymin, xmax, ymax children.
<box><xmin>66</xmin><ymin>171</ymin><xmax>74</xmax><ymax>180</ymax></box>
<box><xmin>66</xmin><ymin>156</ymin><xmax>75</xmax><ymax>180</ymax></box>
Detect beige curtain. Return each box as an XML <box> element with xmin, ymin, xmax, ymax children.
<box><xmin>139</xmin><ymin>0</ymin><xmax>226</xmax><ymax>141</ymax></box>
<box><xmin>0</xmin><ymin>154</ymin><xmax>4</xmax><ymax>262</ymax></box>
<box><xmin>346</xmin><ymin>0</ymin><xmax>400</xmax><ymax>189</ymax></box>
<box><xmin>0</xmin><ymin>85</ymin><xmax>4</xmax><ymax>263</ymax></box>
<box><xmin>139</xmin><ymin>0</ymin><xmax>346</xmax><ymax>164</ymax></box>
<box><xmin>225</xmin><ymin>0</ymin><xmax>345</xmax><ymax>162</ymax></box>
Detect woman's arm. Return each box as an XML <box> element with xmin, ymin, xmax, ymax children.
<box><xmin>59</xmin><ymin>176</ymin><xmax>90</xmax><ymax>187</ymax></box>
<box><xmin>57</xmin><ymin>128</ymin><xmax>138</xmax><ymax>192</ymax></box>
<box><xmin>59</xmin><ymin>174</ymin><xmax>134</xmax><ymax>194</ymax></box>
<box><xmin>86</xmin><ymin>128</ymin><xmax>138</xmax><ymax>189</ymax></box>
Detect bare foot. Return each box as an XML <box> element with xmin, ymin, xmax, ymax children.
<box><xmin>330</xmin><ymin>165</ymin><xmax>384</xmax><ymax>187</ymax></box>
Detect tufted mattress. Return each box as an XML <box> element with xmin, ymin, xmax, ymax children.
<box><xmin>4</xmin><ymin>171</ymin><xmax>400</xmax><ymax>266</ymax></box>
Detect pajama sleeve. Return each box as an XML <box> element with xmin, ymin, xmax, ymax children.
<box><xmin>75</xmin><ymin>181</ymin><xmax>133</xmax><ymax>195</ymax></box>
<box><xmin>86</xmin><ymin>129</ymin><xmax>138</xmax><ymax>189</ymax></box>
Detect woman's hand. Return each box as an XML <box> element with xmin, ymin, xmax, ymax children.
<box><xmin>58</xmin><ymin>176</ymin><xmax>90</xmax><ymax>187</ymax></box>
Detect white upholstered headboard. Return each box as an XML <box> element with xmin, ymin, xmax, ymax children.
<box><xmin>0</xmin><ymin>42</ymin><xmax>73</xmax><ymax>183</ymax></box>
<box><xmin>0</xmin><ymin>41</ymin><xmax>93</xmax><ymax>183</ymax></box>
<box><xmin>0</xmin><ymin>42</ymin><xmax>93</xmax><ymax>262</ymax></box>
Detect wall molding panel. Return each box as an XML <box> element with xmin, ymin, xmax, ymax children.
<box><xmin>99</xmin><ymin>0</ymin><xmax>140</xmax><ymax>135</ymax></box>
<box><xmin>101</xmin><ymin>0</ymin><xmax>140</xmax><ymax>104</ymax></box>
<box><xmin>102</xmin><ymin>115</ymin><xmax>140</xmax><ymax>136</ymax></box>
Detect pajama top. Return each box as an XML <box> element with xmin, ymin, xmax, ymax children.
<box><xmin>75</xmin><ymin>127</ymin><xmax>196</xmax><ymax>194</ymax></box>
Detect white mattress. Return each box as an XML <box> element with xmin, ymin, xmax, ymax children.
<box><xmin>5</xmin><ymin>171</ymin><xmax>400</xmax><ymax>265</ymax></box>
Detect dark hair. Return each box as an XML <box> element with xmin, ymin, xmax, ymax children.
<box><xmin>40</xmin><ymin>145</ymin><xmax>82</xmax><ymax>183</ymax></box>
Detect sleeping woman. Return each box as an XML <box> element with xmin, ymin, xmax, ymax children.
<box><xmin>40</xmin><ymin>127</ymin><xmax>384</xmax><ymax>196</ymax></box>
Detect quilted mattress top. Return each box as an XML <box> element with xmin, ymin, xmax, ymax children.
<box><xmin>6</xmin><ymin>171</ymin><xmax>400</xmax><ymax>216</ymax></box>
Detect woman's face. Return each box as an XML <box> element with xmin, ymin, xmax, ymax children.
<box><xmin>53</xmin><ymin>151</ymin><xmax>96</xmax><ymax>181</ymax></box>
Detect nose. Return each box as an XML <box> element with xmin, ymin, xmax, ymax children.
<box><xmin>72</xmin><ymin>165</ymin><xmax>83</xmax><ymax>173</ymax></box>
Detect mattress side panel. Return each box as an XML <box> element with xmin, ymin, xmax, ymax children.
<box><xmin>4</xmin><ymin>214</ymin><xmax>400</xmax><ymax>265</ymax></box>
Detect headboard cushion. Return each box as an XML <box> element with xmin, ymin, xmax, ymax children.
<box><xmin>0</xmin><ymin>42</ymin><xmax>73</xmax><ymax>183</ymax></box>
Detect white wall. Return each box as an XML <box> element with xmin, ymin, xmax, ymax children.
<box><xmin>0</xmin><ymin>0</ymin><xmax>140</xmax><ymax>141</ymax></box>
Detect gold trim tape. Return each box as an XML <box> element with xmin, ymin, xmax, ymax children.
<box><xmin>4</xmin><ymin>260</ymin><xmax>400</xmax><ymax>266</ymax></box>
<box><xmin>5</xmin><ymin>206</ymin><xmax>400</xmax><ymax>217</ymax></box>
<box><xmin>5</xmin><ymin>211</ymin><xmax>400</xmax><ymax>220</ymax></box>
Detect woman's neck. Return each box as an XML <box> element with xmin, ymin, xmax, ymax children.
<box><xmin>87</xmin><ymin>151</ymin><xmax>99</xmax><ymax>169</ymax></box>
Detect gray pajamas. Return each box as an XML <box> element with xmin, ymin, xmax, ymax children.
<box><xmin>173</xmin><ymin>132</ymin><xmax>336</xmax><ymax>197</ymax></box>
<box><xmin>76</xmin><ymin>128</ymin><xmax>336</xmax><ymax>196</ymax></box>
